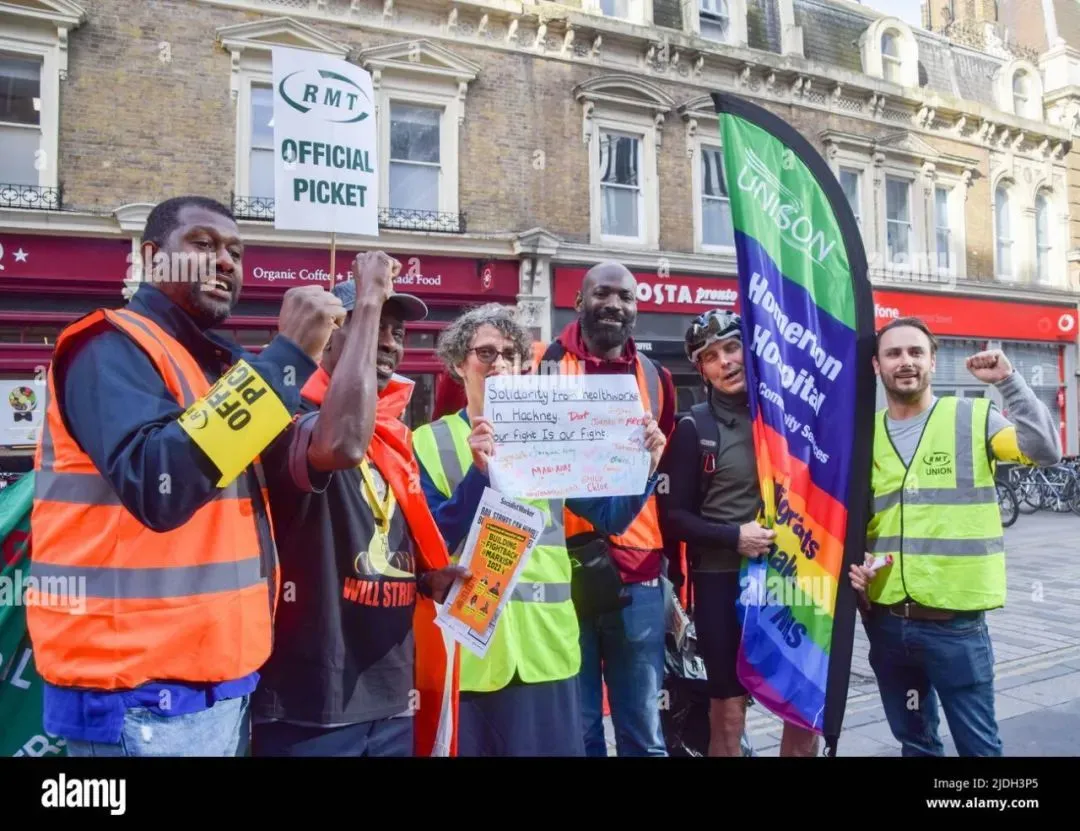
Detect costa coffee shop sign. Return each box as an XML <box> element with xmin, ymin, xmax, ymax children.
<box><xmin>554</xmin><ymin>267</ymin><xmax>740</xmax><ymax>314</ymax></box>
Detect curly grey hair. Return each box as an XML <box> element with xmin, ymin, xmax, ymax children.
<box><xmin>435</xmin><ymin>303</ymin><xmax>532</xmax><ymax>381</ymax></box>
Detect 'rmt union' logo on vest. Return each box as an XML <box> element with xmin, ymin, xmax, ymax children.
<box><xmin>278</xmin><ymin>69</ymin><xmax>371</xmax><ymax>124</ymax></box>
<box><xmin>922</xmin><ymin>451</ymin><xmax>953</xmax><ymax>477</ymax></box>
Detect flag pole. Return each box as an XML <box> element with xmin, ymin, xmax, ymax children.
<box><xmin>328</xmin><ymin>231</ymin><xmax>338</xmax><ymax>291</ymax></box>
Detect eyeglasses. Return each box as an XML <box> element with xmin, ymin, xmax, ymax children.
<box><xmin>467</xmin><ymin>346</ymin><xmax>521</xmax><ymax>365</ymax></box>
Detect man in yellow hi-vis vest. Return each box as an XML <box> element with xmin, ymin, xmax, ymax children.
<box><xmin>850</xmin><ymin>317</ymin><xmax>1061</xmax><ymax>757</ymax></box>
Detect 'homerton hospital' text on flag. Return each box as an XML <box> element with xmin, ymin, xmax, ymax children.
<box><xmin>712</xmin><ymin>92</ymin><xmax>876</xmax><ymax>756</ymax></box>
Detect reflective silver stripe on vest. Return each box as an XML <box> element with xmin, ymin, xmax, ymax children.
<box><xmin>28</xmin><ymin>557</ymin><xmax>265</xmax><ymax>599</ymax></box>
<box><xmin>114</xmin><ymin>310</ymin><xmax>196</xmax><ymax>408</ymax></box>
<box><xmin>511</xmin><ymin>581</ymin><xmax>572</xmax><ymax>603</ymax></box>
<box><xmin>868</xmin><ymin>535</ymin><xmax>1004</xmax><ymax>556</ymax></box>
<box><xmin>35</xmin><ymin>469</ymin><xmax>253</xmax><ymax>505</ymax></box>
<box><xmin>639</xmin><ymin>354</ymin><xmax>660</xmax><ymax>417</ymax></box>
<box><xmin>872</xmin><ymin>486</ymin><xmax>997</xmax><ymax>514</ymax></box>
<box><xmin>954</xmin><ymin>397</ymin><xmax>976</xmax><ymax>490</ymax></box>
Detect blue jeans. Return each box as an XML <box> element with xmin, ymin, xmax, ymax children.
<box><xmin>579</xmin><ymin>580</ymin><xmax>667</xmax><ymax>757</ymax></box>
<box><xmin>864</xmin><ymin>607</ymin><xmax>1003</xmax><ymax>757</ymax></box>
<box><xmin>64</xmin><ymin>695</ymin><xmax>250</xmax><ymax>757</ymax></box>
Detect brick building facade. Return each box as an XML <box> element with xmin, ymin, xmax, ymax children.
<box><xmin>1</xmin><ymin>0</ymin><xmax>1079</xmax><ymax>457</ymax></box>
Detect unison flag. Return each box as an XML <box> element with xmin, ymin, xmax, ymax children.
<box><xmin>712</xmin><ymin>93</ymin><xmax>876</xmax><ymax>755</ymax></box>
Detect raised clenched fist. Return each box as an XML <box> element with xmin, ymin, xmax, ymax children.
<box><xmin>966</xmin><ymin>349</ymin><xmax>1013</xmax><ymax>384</ymax></box>
<box><xmin>278</xmin><ymin>285</ymin><xmax>347</xmax><ymax>361</ymax></box>
<box><xmin>352</xmin><ymin>251</ymin><xmax>401</xmax><ymax>306</ymax></box>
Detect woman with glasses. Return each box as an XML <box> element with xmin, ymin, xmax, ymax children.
<box><xmin>412</xmin><ymin>302</ymin><xmax>667</xmax><ymax>756</ymax></box>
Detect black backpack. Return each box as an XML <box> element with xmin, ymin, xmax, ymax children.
<box><xmin>682</xmin><ymin>399</ymin><xmax>723</xmax><ymax>511</ymax></box>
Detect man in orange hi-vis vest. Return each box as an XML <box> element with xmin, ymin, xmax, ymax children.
<box><xmin>535</xmin><ymin>261</ymin><xmax>677</xmax><ymax>757</ymax></box>
<box><xmin>26</xmin><ymin>195</ymin><xmax>343</xmax><ymax>757</ymax></box>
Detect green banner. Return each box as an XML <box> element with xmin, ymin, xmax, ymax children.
<box><xmin>0</xmin><ymin>472</ymin><xmax>67</xmax><ymax>757</ymax></box>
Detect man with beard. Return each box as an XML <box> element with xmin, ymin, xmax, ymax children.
<box><xmin>535</xmin><ymin>260</ymin><xmax>675</xmax><ymax>757</ymax></box>
<box><xmin>849</xmin><ymin>317</ymin><xmax>1060</xmax><ymax>757</ymax></box>
<box><xmin>252</xmin><ymin>252</ymin><xmax>466</xmax><ymax>758</ymax></box>
<box><xmin>27</xmin><ymin>195</ymin><xmax>342</xmax><ymax>756</ymax></box>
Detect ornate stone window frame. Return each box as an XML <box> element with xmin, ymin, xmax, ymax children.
<box><xmin>859</xmin><ymin>16</ymin><xmax>919</xmax><ymax>89</ymax></box>
<box><xmin>576</xmin><ymin>74</ymin><xmax>673</xmax><ymax>249</ymax></box>
<box><xmin>358</xmin><ymin>39</ymin><xmax>480</xmax><ymax>217</ymax></box>
<box><xmin>679</xmin><ymin>95</ymin><xmax>736</xmax><ymax>256</ymax></box>
<box><xmin>216</xmin><ymin>16</ymin><xmax>350</xmax><ymax>201</ymax></box>
<box><xmin>0</xmin><ymin>0</ymin><xmax>85</xmax><ymax>191</ymax></box>
<box><xmin>994</xmin><ymin>58</ymin><xmax>1044</xmax><ymax>122</ymax></box>
<box><xmin>822</xmin><ymin>129</ymin><xmax>974</xmax><ymax>284</ymax></box>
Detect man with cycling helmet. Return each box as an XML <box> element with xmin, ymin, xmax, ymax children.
<box><xmin>657</xmin><ymin>308</ymin><xmax>819</xmax><ymax>757</ymax></box>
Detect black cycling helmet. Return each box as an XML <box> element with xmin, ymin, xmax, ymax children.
<box><xmin>685</xmin><ymin>309</ymin><xmax>742</xmax><ymax>362</ymax></box>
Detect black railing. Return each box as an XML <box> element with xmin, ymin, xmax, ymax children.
<box><xmin>0</xmin><ymin>183</ymin><xmax>62</xmax><ymax>210</ymax></box>
<box><xmin>231</xmin><ymin>194</ymin><xmax>467</xmax><ymax>234</ymax></box>
<box><xmin>378</xmin><ymin>207</ymin><xmax>467</xmax><ymax>233</ymax></box>
<box><xmin>231</xmin><ymin>194</ymin><xmax>275</xmax><ymax>221</ymax></box>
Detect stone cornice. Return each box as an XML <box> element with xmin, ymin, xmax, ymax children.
<box><xmin>195</xmin><ymin>0</ymin><xmax>1073</xmax><ymax>162</ymax></box>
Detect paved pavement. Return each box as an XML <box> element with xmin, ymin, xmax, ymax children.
<box><xmin>604</xmin><ymin>510</ymin><xmax>1080</xmax><ymax>756</ymax></box>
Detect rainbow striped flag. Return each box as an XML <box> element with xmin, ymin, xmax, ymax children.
<box><xmin>712</xmin><ymin>93</ymin><xmax>876</xmax><ymax>755</ymax></box>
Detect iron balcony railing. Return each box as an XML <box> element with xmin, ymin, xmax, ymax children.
<box><xmin>231</xmin><ymin>194</ymin><xmax>467</xmax><ymax>234</ymax></box>
<box><xmin>0</xmin><ymin>183</ymin><xmax>62</xmax><ymax>211</ymax></box>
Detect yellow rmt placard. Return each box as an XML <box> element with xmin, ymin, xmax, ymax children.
<box><xmin>178</xmin><ymin>359</ymin><xmax>292</xmax><ymax>486</ymax></box>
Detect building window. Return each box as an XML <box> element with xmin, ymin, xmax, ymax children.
<box><xmin>0</xmin><ymin>55</ymin><xmax>41</xmax><ymax>187</ymax></box>
<box><xmin>1035</xmin><ymin>189</ymin><xmax>1051</xmax><ymax>284</ymax></box>
<box><xmin>1013</xmin><ymin>72</ymin><xmax>1029</xmax><ymax>118</ymax></box>
<box><xmin>935</xmin><ymin>186</ymin><xmax>951</xmax><ymax>271</ymax></box>
<box><xmin>360</xmin><ymin>39</ymin><xmax>480</xmax><ymax>220</ymax></box>
<box><xmin>700</xmin><ymin>0</ymin><xmax>732</xmax><ymax>42</ymax></box>
<box><xmin>995</xmin><ymin>184</ymin><xmax>1013</xmax><ymax>279</ymax></box>
<box><xmin>599</xmin><ymin>130</ymin><xmax>643</xmax><ymax>240</ymax></box>
<box><xmin>248</xmin><ymin>83</ymin><xmax>274</xmax><ymax>199</ymax></box>
<box><xmin>839</xmin><ymin>168</ymin><xmax>861</xmax><ymax>227</ymax></box>
<box><xmin>860</xmin><ymin>16</ymin><xmax>918</xmax><ymax>87</ymax></box>
<box><xmin>389</xmin><ymin>103</ymin><xmax>441</xmax><ymax>212</ymax></box>
<box><xmin>995</xmin><ymin>59</ymin><xmax>1043</xmax><ymax>119</ymax></box>
<box><xmin>600</xmin><ymin>0</ymin><xmax>630</xmax><ymax>17</ymax></box>
<box><xmin>885</xmin><ymin>176</ymin><xmax>911</xmax><ymax>265</ymax></box>
<box><xmin>881</xmin><ymin>32</ymin><xmax>902</xmax><ymax>84</ymax></box>
<box><xmin>216</xmin><ymin>16</ymin><xmax>351</xmax><ymax>208</ymax></box>
<box><xmin>578</xmin><ymin>74</ymin><xmax>669</xmax><ymax>247</ymax></box>
<box><xmin>701</xmin><ymin>144</ymin><xmax>734</xmax><ymax>247</ymax></box>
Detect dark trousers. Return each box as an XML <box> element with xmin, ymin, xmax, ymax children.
<box><xmin>252</xmin><ymin>716</ymin><xmax>414</xmax><ymax>757</ymax></box>
<box><xmin>458</xmin><ymin>675</ymin><xmax>586</xmax><ymax>757</ymax></box>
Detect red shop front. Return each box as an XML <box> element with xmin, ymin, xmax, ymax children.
<box><xmin>552</xmin><ymin>266</ymin><xmax>1079</xmax><ymax>453</ymax></box>
<box><xmin>0</xmin><ymin>232</ymin><xmax>521</xmax><ymax>453</ymax></box>
<box><xmin>233</xmin><ymin>245</ymin><xmax>521</xmax><ymax>427</ymax></box>
<box><xmin>872</xmin><ymin>288</ymin><xmax>1079</xmax><ymax>456</ymax></box>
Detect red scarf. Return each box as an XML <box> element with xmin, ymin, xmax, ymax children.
<box><xmin>301</xmin><ymin>367</ymin><xmax>460</xmax><ymax>757</ymax></box>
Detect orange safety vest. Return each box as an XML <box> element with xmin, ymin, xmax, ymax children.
<box><xmin>534</xmin><ymin>346</ymin><xmax>666</xmax><ymax>556</ymax></box>
<box><xmin>26</xmin><ymin>307</ymin><xmax>279</xmax><ymax>691</ymax></box>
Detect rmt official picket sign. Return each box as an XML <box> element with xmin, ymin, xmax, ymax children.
<box><xmin>271</xmin><ymin>45</ymin><xmax>380</xmax><ymax>236</ymax></box>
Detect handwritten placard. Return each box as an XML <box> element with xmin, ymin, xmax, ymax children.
<box><xmin>483</xmin><ymin>374</ymin><xmax>651</xmax><ymax>500</ymax></box>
